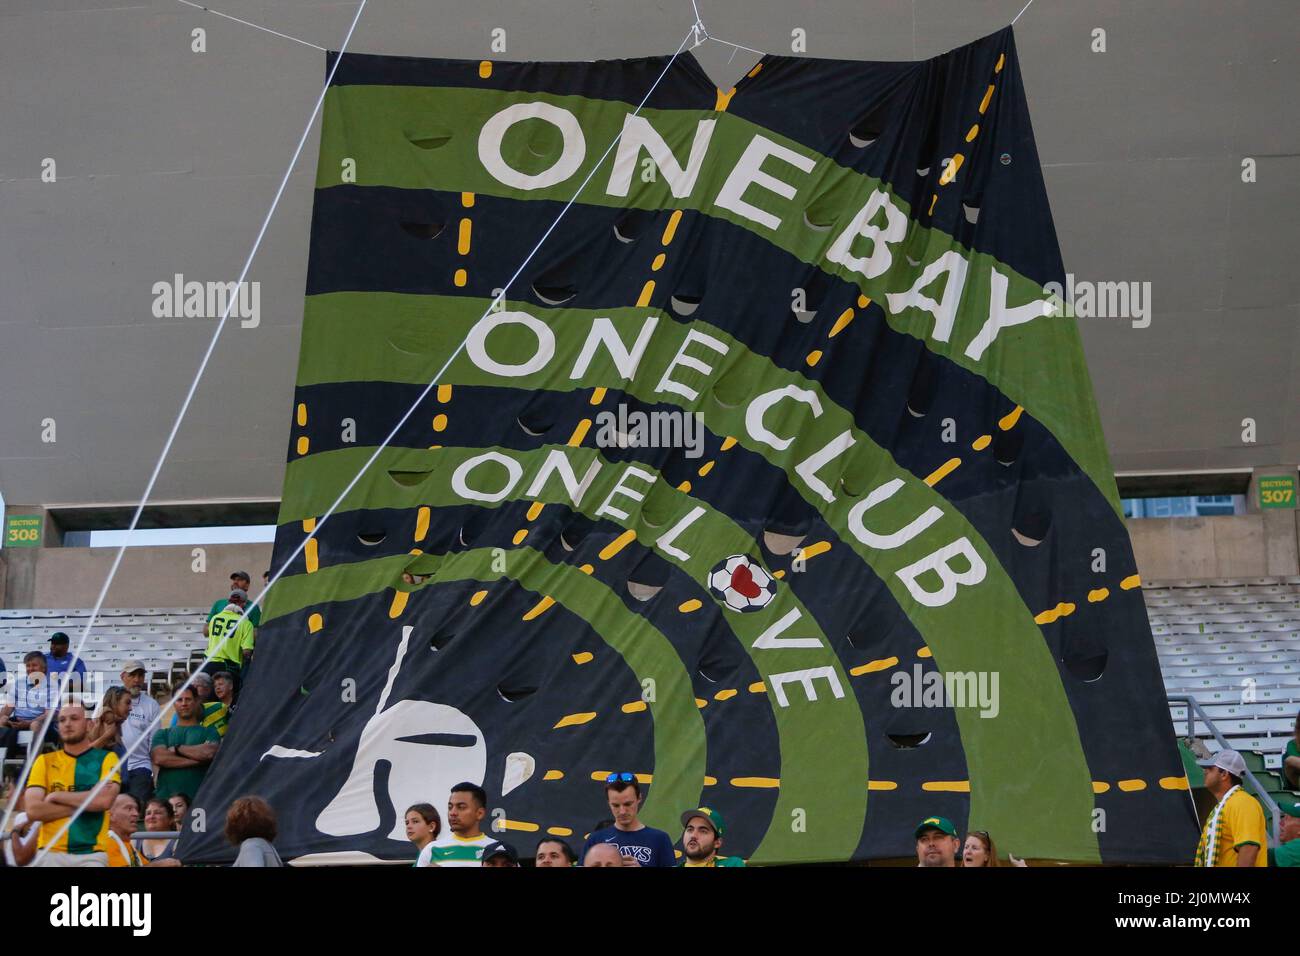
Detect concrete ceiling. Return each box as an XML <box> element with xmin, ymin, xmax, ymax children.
<box><xmin>1</xmin><ymin>0</ymin><xmax>1296</xmax><ymax>510</ymax></box>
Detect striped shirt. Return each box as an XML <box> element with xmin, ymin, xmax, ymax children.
<box><xmin>431</xmin><ymin>832</ymin><xmax>494</xmax><ymax>866</ymax></box>
<box><xmin>26</xmin><ymin>747</ymin><xmax>120</xmax><ymax>854</ymax></box>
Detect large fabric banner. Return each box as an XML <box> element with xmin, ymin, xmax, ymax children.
<box><xmin>186</xmin><ymin>27</ymin><xmax>1199</xmax><ymax>864</ymax></box>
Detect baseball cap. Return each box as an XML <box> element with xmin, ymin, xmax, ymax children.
<box><xmin>482</xmin><ymin>840</ymin><xmax>518</xmax><ymax>864</ymax></box>
<box><xmin>229</xmin><ymin>587</ymin><xmax>249</xmax><ymax>600</ymax></box>
<box><xmin>680</xmin><ymin>806</ymin><xmax>725</xmax><ymax>836</ymax></box>
<box><xmin>49</xmin><ymin>632</ymin><xmax>70</xmax><ymax>644</ymax></box>
<box><xmin>119</xmin><ymin>658</ymin><xmax>147</xmax><ymax>675</ymax></box>
<box><xmin>1276</xmin><ymin>798</ymin><xmax>1300</xmax><ymax>818</ymax></box>
<box><xmin>914</xmin><ymin>815</ymin><xmax>958</xmax><ymax>839</ymax></box>
<box><xmin>1197</xmin><ymin>749</ymin><xmax>1247</xmax><ymax>777</ymax></box>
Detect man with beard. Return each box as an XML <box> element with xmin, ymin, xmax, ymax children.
<box><xmin>432</xmin><ymin>782</ymin><xmax>495</xmax><ymax>866</ymax></box>
<box><xmin>915</xmin><ymin>815</ymin><xmax>961</xmax><ymax>867</ymax></box>
<box><xmin>116</xmin><ymin>659</ymin><xmax>161</xmax><ymax>806</ymax></box>
<box><xmin>677</xmin><ymin>807</ymin><xmax>745</xmax><ymax>867</ymax></box>
<box><xmin>24</xmin><ymin>700</ymin><xmax>121</xmax><ymax>866</ymax></box>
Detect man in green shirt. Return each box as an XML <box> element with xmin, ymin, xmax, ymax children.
<box><xmin>206</xmin><ymin>571</ymin><xmax>261</xmax><ymax>630</ymax></box>
<box><xmin>203</xmin><ymin>589</ymin><xmax>256</xmax><ymax>695</ymax></box>
<box><xmin>677</xmin><ymin>807</ymin><xmax>745</xmax><ymax>867</ymax></box>
<box><xmin>1268</xmin><ymin>799</ymin><xmax>1300</xmax><ymax>867</ymax></box>
<box><xmin>150</xmin><ymin>685</ymin><xmax>220</xmax><ymax>802</ymax></box>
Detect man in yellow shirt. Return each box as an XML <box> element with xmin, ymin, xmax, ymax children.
<box><xmin>24</xmin><ymin>700</ymin><xmax>121</xmax><ymax>866</ymax></box>
<box><xmin>1194</xmin><ymin>749</ymin><xmax>1268</xmax><ymax>867</ymax></box>
<box><xmin>105</xmin><ymin>793</ymin><xmax>145</xmax><ymax>867</ymax></box>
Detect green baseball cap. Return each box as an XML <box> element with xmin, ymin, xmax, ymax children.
<box><xmin>681</xmin><ymin>806</ymin><xmax>725</xmax><ymax>836</ymax></box>
<box><xmin>914</xmin><ymin>815</ymin><xmax>958</xmax><ymax>839</ymax></box>
<box><xmin>1276</xmin><ymin>798</ymin><xmax>1300</xmax><ymax>818</ymax></box>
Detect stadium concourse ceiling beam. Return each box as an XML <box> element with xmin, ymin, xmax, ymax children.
<box><xmin>47</xmin><ymin>500</ymin><xmax>281</xmax><ymax>533</ymax></box>
<box><xmin>1114</xmin><ymin>470</ymin><xmax>1253</xmax><ymax>500</ymax></box>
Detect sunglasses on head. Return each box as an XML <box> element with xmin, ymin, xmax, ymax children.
<box><xmin>605</xmin><ymin>772</ymin><xmax>635</xmax><ymax>784</ymax></box>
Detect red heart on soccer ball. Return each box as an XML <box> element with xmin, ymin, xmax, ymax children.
<box><xmin>730</xmin><ymin>564</ymin><xmax>762</xmax><ymax>599</ymax></box>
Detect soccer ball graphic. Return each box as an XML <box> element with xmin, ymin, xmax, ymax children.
<box><xmin>707</xmin><ymin>554</ymin><xmax>777</xmax><ymax>612</ymax></box>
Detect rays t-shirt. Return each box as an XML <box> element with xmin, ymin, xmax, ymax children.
<box><xmin>582</xmin><ymin>824</ymin><xmax>676</xmax><ymax>867</ymax></box>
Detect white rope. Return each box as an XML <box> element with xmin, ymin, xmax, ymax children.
<box><xmin>11</xmin><ymin>0</ymin><xmax>372</xmax><ymax>862</ymax></box>
<box><xmin>26</xmin><ymin>22</ymin><xmax>699</xmax><ymax>866</ymax></box>
<box><xmin>174</xmin><ymin>0</ymin><xmax>327</xmax><ymax>52</ymax></box>
<box><xmin>1011</xmin><ymin>0</ymin><xmax>1037</xmax><ymax>25</ymax></box>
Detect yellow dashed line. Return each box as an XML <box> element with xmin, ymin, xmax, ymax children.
<box><xmin>546</xmin><ymin>826</ymin><xmax>573</xmax><ymax>836</ymax></box>
<box><xmin>304</xmin><ymin>538</ymin><xmax>319</xmax><ymax>573</ymax></box>
<box><xmin>599</xmin><ymin>529</ymin><xmax>637</xmax><ymax>560</ymax></box>
<box><xmin>927</xmin><ymin>193</ymin><xmax>937</xmax><ymax>215</ymax></box>
<box><xmin>857</xmin><ymin>294</ymin><xmax>871</xmax><ymax>308</ymax></box>
<box><xmin>457</xmin><ymin>218</ymin><xmax>472</xmax><ymax>255</ymax></box>
<box><xmin>720</xmin><ymin>436</ymin><xmax>738</xmax><ymax>451</ymax></box>
<box><xmin>296</xmin><ymin>402</ymin><xmax>307</xmax><ymax>427</ymax></box>
<box><xmin>651</xmin><ymin>253</ymin><xmax>666</xmax><ymax>271</ymax></box>
<box><xmin>525</xmin><ymin>501</ymin><xmax>545</xmax><ymax>522</ymax></box>
<box><xmin>998</xmin><ymin>405</ymin><xmax>1023</xmax><ymax>430</ymax></box>
<box><xmin>1117</xmin><ymin>779</ymin><xmax>1147</xmax><ymax>792</ymax></box>
<box><xmin>461</xmin><ymin>192</ymin><xmax>475</xmax><ymax>208</ymax></box>
<box><xmin>1120</xmin><ymin>574</ymin><xmax>1141</xmax><ymax>590</ymax></box>
<box><xmin>805</xmin><ymin>349</ymin><xmax>823</xmax><ymax>367</ymax></box>
<box><xmin>698</xmin><ymin>460</ymin><xmax>715</xmax><ymax>477</ymax></box>
<box><xmin>1034</xmin><ymin>602</ymin><xmax>1076</xmax><ymax>625</ymax></box>
<box><xmin>302</xmin><ymin>517</ymin><xmax>316</xmax><ymax>533</ymax></box>
<box><xmin>388</xmin><ymin>590</ymin><xmax>408</xmax><ymax>618</ymax></box>
<box><xmin>498</xmin><ymin>819</ymin><xmax>539</xmax><ymax>832</ymax></box>
<box><xmin>470</xmin><ymin>589</ymin><xmax>487</xmax><ymax>607</ymax></box>
<box><xmin>715</xmin><ymin>86</ymin><xmax>736</xmax><ymax>111</ymax></box>
<box><xmin>1087</xmin><ymin>587</ymin><xmax>1110</xmax><ymax>603</ymax></box>
<box><xmin>921</xmin><ymin>780</ymin><xmax>970</xmax><ymax>793</ymax></box>
<box><xmin>307</xmin><ymin>613</ymin><xmax>323</xmax><ymax>634</ymax></box>
<box><xmin>966</xmin><ymin>124</ymin><xmax>980</xmax><ymax>142</ymax></box>
<box><xmin>415</xmin><ymin>506</ymin><xmax>430</xmax><ymax>541</ymax></box>
<box><xmin>622</xmin><ymin>700</ymin><xmax>648</xmax><ymax>714</ymax></box>
<box><xmin>579</xmin><ymin>563</ymin><xmax>595</xmax><ymax>575</ymax></box>
<box><xmin>979</xmin><ymin>84</ymin><xmax>995</xmax><ymax>114</ymax></box>
<box><xmin>850</xmin><ymin>656</ymin><xmax>898</xmax><ymax>676</ymax></box>
<box><xmin>939</xmin><ymin>153</ymin><xmax>964</xmax><ymax>186</ymax></box>
<box><xmin>868</xmin><ymin>780</ymin><xmax>898</xmax><ymax>791</ymax></box>
<box><xmin>732</xmin><ymin>777</ymin><xmax>779</xmax><ymax>788</ymax></box>
<box><xmin>568</xmin><ymin>418</ymin><xmax>591</xmax><ymax>446</ymax></box>
<box><xmin>543</xmin><ymin>770</ymin><xmax>564</xmax><ymax>781</ymax></box>
<box><xmin>746</xmin><ymin>62</ymin><xmax>763</xmax><ymax>78</ymax></box>
<box><xmin>695</xmin><ymin>698</ymin><xmax>708</xmax><ymax>709</ymax></box>
<box><xmin>797</xmin><ymin>540</ymin><xmax>832</xmax><ymax>561</ymax></box>
<box><xmin>636</xmin><ymin>280</ymin><xmax>655</xmax><ymax>307</ymax></box>
<box><xmin>554</xmin><ymin>712</ymin><xmax>596</xmax><ymax>729</ymax></box>
<box><xmin>437</xmin><ymin>384</ymin><xmax>453</xmax><ymax>403</ymax></box>
<box><xmin>773</xmin><ymin>569</ymin><xmax>785</xmax><ymax>579</ymax></box>
<box><xmin>296</xmin><ymin>436</ymin><xmax>310</xmax><ymax>456</ymax></box>
<box><xmin>917</xmin><ymin>646</ymin><xmax>932</xmax><ymax>658</ymax></box>
<box><xmin>704</xmin><ymin>775</ymin><xmax>718</xmax><ymax>786</ymax></box>
<box><xmin>677</xmin><ymin>480</ymin><xmax>692</xmax><ymax>493</ymax></box>
<box><xmin>714</xmin><ymin>689</ymin><xmax>737</xmax><ymax>701</ymax></box>
<box><xmin>662</xmin><ymin>210</ymin><xmax>682</xmax><ymax>245</ymax></box>
<box><xmin>432</xmin><ymin>413</ymin><xmax>448</xmax><ymax>432</ymax></box>
<box><xmin>512</xmin><ymin>529</ymin><xmax>528</xmax><ymax>545</ymax></box>
<box><xmin>453</xmin><ymin>268</ymin><xmax>467</xmax><ymax>287</ymax></box>
<box><xmin>924</xmin><ymin>457</ymin><xmax>962</xmax><ymax>486</ymax></box>
<box><xmin>994</xmin><ymin>53</ymin><xmax>1005</xmax><ymax>73</ymax></box>
<box><xmin>1093</xmin><ymin>781</ymin><xmax>1111</xmax><ymax>794</ymax></box>
<box><xmin>478</xmin><ymin>60</ymin><xmax>492</xmax><ymax>78</ymax></box>
<box><xmin>971</xmin><ymin>434</ymin><xmax>992</xmax><ymax>451</ymax></box>
<box><xmin>678</xmin><ymin>599</ymin><xmax>702</xmax><ymax>613</ymax></box>
<box><xmin>590</xmin><ymin>387</ymin><xmax>606</xmax><ymax>405</ymax></box>
<box><xmin>829</xmin><ymin>309</ymin><xmax>855</xmax><ymax>337</ymax></box>
<box><xmin>748</xmin><ymin>681</ymin><xmax>766</xmax><ymax>694</ymax></box>
<box><xmin>571</xmin><ymin>652</ymin><xmax>593</xmax><ymax>665</ymax></box>
<box><xmin>523</xmin><ymin>595</ymin><xmax>555</xmax><ymax>621</ymax></box>
<box><xmin>1159</xmin><ymin>776</ymin><xmax>1190</xmax><ymax>791</ymax></box>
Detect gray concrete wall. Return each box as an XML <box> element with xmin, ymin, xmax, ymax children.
<box><xmin>3</xmin><ymin>542</ymin><xmax>273</xmax><ymax>609</ymax></box>
<box><xmin>1126</xmin><ymin>512</ymin><xmax>1300</xmax><ymax>582</ymax></box>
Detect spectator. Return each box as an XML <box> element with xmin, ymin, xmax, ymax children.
<box><xmin>581</xmin><ymin>773</ymin><xmax>675</xmax><ymax>867</ymax></box>
<box><xmin>1283</xmin><ymin>712</ymin><xmax>1300</xmax><ymax>789</ymax></box>
<box><xmin>534</xmin><ymin>837</ymin><xmax>577</xmax><ymax>867</ymax></box>
<box><xmin>207</xmin><ymin>572</ymin><xmax>262</xmax><ymax>631</ymax></box>
<box><xmin>104</xmin><ymin>793</ymin><xmax>144</xmax><ymax>867</ymax></box>
<box><xmin>405</xmin><ymin>802</ymin><xmax>442</xmax><ymax>867</ymax></box>
<box><xmin>23</xmin><ymin>700</ymin><xmax>120</xmax><ymax>866</ymax></box>
<box><xmin>1194</xmin><ymin>750</ymin><xmax>1267</xmax><ymax>867</ymax></box>
<box><xmin>3</xmin><ymin>787</ymin><xmax>40</xmax><ymax>868</ymax></box>
<box><xmin>583</xmin><ymin>843</ymin><xmax>624</xmax><ymax>868</ymax></box>
<box><xmin>432</xmin><ymin>782</ymin><xmax>494</xmax><ymax>866</ymax></box>
<box><xmin>203</xmin><ymin>589</ymin><xmax>255</xmax><ymax>693</ymax></box>
<box><xmin>168</xmin><ymin>791</ymin><xmax>191</xmax><ymax>827</ymax></box>
<box><xmin>116</xmin><ymin>659</ymin><xmax>161</xmax><ymax>806</ymax></box>
<box><xmin>1268</xmin><ymin>799</ymin><xmax>1300</xmax><ymax>867</ymax></box>
<box><xmin>962</xmin><ymin>830</ymin><xmax>1028</xmax><ymax>867</ymax></box>
<box><xmin>137</xmin><ymin>797</ymin><xmax>180</xmax><ymax>865</ymax></box>
<box><xmin>915</xmin><ymin>815</ymin><xmax>961</xmax><ymax>867</ymax></box>
<box><xmin>0</xmin><ymin>651</ymin><xmax>57</xmax><ymax>754</ymax></box>
<box><xmin>167</xmin><ymin>674</ymin><xmax>227</xmax><ymax>735</ymax></box>
<box><xmin>482</xmin><ymin>840</ymin><xmax>520</xmax><ymax>867</ymax></box>
<box><xmin>678</xmin><ymin>807</ymin><xmax>745</xmax><ymax>867</ymax></box>
<box><xmin>44</xmin><ymin>632</ymin><xmax>88</xmax><ymax>694</ymax></box>
<box><xmin>227</xmin><ymin>795</ymin><xmax>282</xmax><ymax>866</ymax></box>
<box><xmin>88</xmin><ymin>686</ymin><xmax>131</xmax><ymax>753</ymax></box>
<box><xmin>150</xmin><ymin>684</ymin><xmax>220</xmax><ymax>802</ymax></box>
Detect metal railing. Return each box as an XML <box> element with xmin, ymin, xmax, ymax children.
<box><xmin>1168</xmin><ymin>694</ymin><xmax>1282</xmax><ymax>846</ymax></box>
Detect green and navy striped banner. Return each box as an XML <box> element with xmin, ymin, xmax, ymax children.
<box><xmin>185</xmin><ymin>27</ymin><xmax>1198</xmax><ymax>864</ymax></box>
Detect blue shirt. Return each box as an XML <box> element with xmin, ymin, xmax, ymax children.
<box><xmin>582</xmin><ymin>824</ymin><xmax>676</xmax><ymax>867</ymax></box>
<box><xmin>10</xmin><ymin>673</ymin><xmax>56</xmax><ymax>721</ymax></box>
<box><xmin>46</xmin><ymin>652</ymin><xmax>87</xmax><ymax>678</ymax></box>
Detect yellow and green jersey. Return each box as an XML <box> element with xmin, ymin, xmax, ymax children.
<box><xmin>26</xmin><ymin>747</ymin><xmax>120</xmax><ymax>854</ymax></box>
<box><xmin>206</xmin><ymin>608</ymin><xmax>255</xmax><ymax>665</ymax></box>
